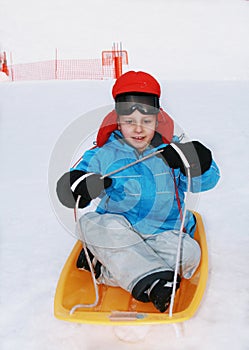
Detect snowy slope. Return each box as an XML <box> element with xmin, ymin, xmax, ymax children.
<box><xmin>0</xmin><ymin>79</ymin><xmax>249</xmax><ymax>350</ymax></box>
<box><xmin>1</xmin><ymin>0</ymin><xmax>249</xmax><ymax>81</ymax></box>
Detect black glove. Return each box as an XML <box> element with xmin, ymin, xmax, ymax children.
<box><xmin>160</xmin><ymin>141</ymin><xmax>212</xmax><ymax>177</ymax></box>
<box><xmin>56</xmin><ymin>170</ymin><xmax>112</xmax><ymax>208</ymax></box>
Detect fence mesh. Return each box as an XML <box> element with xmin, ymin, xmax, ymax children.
<box><xmin>10</xmin><ymin>58</ymin><xmax>117</xmax><ymax>81</ymax></box>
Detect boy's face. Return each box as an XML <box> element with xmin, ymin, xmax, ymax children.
<box><xmin>118</xmin><ymin>110</ymin><xmax>157</xmax><ymax>153</ymax></box>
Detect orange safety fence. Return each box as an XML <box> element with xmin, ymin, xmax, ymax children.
<box><xmin>7</xmin><ymin>48</ymin><xmax>128</xmax><ymax>82</ymax></box>
<box><xmin>10</xmin><ymin>58</ymin><xmax>118</xmax><ymax>81</ymax></box>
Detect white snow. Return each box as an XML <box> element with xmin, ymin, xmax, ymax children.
<box><xmin>1</xmin><ymin>0</ymin><xmax>249</xmax><ymax>349</ymax></box>
<box><xmin>0</xmin><ymin>72</ymin><xmax>10</xmax><ymax>81</ymax></box>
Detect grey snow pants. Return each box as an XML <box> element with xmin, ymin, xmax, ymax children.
<box><xmin>79</xmin><ymin>212</ymin><xmax>201</xmax><ymax>293</ymax></box>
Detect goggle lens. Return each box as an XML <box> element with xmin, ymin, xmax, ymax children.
<box><xmin>115</xmin><ymin>93</ymin><xmax>160</xmax><ymax>116</ymax></box>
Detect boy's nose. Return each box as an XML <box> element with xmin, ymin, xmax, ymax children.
<box><xmin>134</xmin><ymin>123</ymin><xmax>143</xmax><ymax>132</ymax></box>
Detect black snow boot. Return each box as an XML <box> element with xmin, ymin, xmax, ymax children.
<box><xmin>76</xmin><ymin>248</ymin><xmax>102</xmax><ymax>279</ymax></box>
<box><xmin>131</xmin><ymin>270</ymin><xmax>181</xmax><ymax>312</ymax></box>
<box><xmin>149</xmin><ymin>275</ymin><xmax>181</xmax><ymax>313</ymax></box>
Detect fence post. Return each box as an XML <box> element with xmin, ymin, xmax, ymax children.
<box><xmin>55</xmin><ymin>48</ymin><xmax>58</xmax><ymax>80</ymax></box>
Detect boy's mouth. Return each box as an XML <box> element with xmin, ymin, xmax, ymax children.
<box><xmin>132</xmin><ymin>136</ymin><xmax>145</xmax><ymax>141</ymax></box>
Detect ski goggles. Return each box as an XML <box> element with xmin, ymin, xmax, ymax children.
<box><xmin>115</xmin><ymin>93</ymin><xmax>160</xmax><ymax>115</ymax></box>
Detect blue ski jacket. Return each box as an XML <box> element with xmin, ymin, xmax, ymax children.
<box><xmin>73</xmin><ymin>131</ymin><xmax>220</xmax><ymax>237</ymax></box>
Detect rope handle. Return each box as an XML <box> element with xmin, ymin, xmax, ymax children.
<box><xmin>100</xmin><ymin>149</ymin><xmax>164</xmax><ymax>179</ymax></box>
<box><xmin>168</xmin><ymin>144</ymin><xmax>191</xmax><ymax>317</ymax></box>
<box><xmin>69</xmin><ymin>195</ymin><xmax>100</xmax><ymax>315</ymax></box>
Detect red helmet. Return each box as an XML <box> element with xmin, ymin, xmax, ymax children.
<box><xmin>112</xmin><ymin>71</ymin><xmax>161</xmax><ymax>99</ymax></box>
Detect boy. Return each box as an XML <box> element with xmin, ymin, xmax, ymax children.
<box><xmin>57</xmin><ymin>71</ymin><xmax>220</xmax><ymax>312</ymax></box>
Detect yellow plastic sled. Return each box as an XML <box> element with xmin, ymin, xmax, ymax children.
<box><xmin>54</xmin><ymin>211</ymin><xmax>208</xmax><ymax>325</ymax></box>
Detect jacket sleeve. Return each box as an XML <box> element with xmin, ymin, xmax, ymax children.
<box><xmin>178</xmin><ymin>159</ymin><xmax>220</xmax><ymax>193</ymax></box>
<box><xmin>72</xmin><ymin>147</ymin><xmax>101</xmax><ymax>173</ymax></box>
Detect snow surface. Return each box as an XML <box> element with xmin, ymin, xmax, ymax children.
<box><xmin>1</xmin><ymin>0</ymin><xmax>249</xmax><ymax>349</ymax></box>
<box><xmin>1</xmin><ymin>79</ymin><xmax>249</xmax><ymax>350</ymax></box>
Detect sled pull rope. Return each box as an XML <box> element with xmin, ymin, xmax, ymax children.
<box><xmin>168</xmin><ymin>143</ymin><xmax>191</xmax><ymax>317</ymax></box>
<box><xmin>69</xmin><ymin>195</ymin><xmax>100</xmax><ymax>315</ymax></box>
<box><xmin>100</xmin><ymin>149</ymin><xmax>164</xmax><ymax>179</ymax></box>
